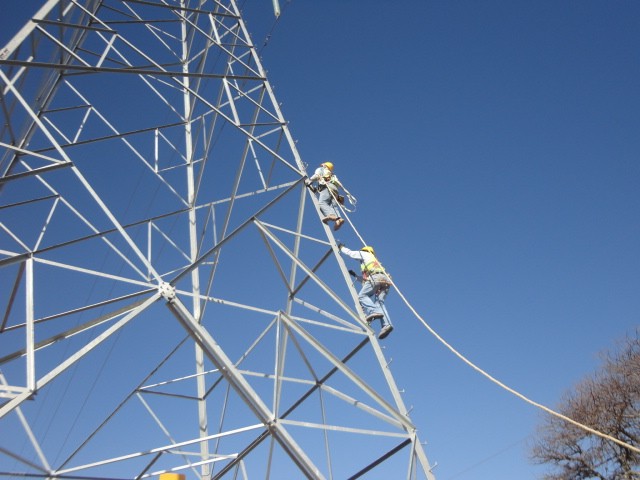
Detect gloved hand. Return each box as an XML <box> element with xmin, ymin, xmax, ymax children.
<box><xmin>304</xmin><ymin>179</ymin><xmax>317</xmax><ymax>192</ymax></box>
<box><xmin>348</xmin><ymin>270</ymin><xmax>357</xmax><ymax>277</ymax></box>
<box><xmin>336</xmin><ymin>241</ymin><xmax>344</xmax><ymax>250</ymax></box>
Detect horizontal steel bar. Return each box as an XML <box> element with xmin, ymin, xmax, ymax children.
<box><xmin>0</xmin><ymin>59</ymin><xmax>264</xmax><ymax>80</ymax></box>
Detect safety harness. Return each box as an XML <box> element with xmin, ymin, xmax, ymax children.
<box><xmin>360</xmin><ymin>254</ymin><xmax>392</xmax><ymax>288</ymax></box>
<box><xmin>361</xmin><ymin>257</ymin><xmax>385</xmax><ymax>276</ymax></box>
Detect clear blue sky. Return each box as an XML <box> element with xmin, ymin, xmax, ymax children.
<box><xmin>2</xmin><ymin>1</ymin><xmax>639</xmax><ymax>479</ymax></box>
<box><xmin>246</xmin><ymin>1</ymin><xmax>640</xmax><ymax>478</ymax></box>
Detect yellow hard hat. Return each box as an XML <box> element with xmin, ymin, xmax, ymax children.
<box><xmin>321</xmin><ymin>162</ymin><xmax>334</xmax><ymax>171</ymax></box>
<box><xmin>360</xmin><ymin>246</ymin><xmax>375</xmax><ymax>254</ymax></box>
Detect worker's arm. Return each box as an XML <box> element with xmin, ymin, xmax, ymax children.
<box><xmin>348</xmin><ymin>269</ymin><xmax>363</xmax><ymax>283</ymax></box>
<box><xmin>306</xmin><ymin>167</ymin><xmax>323</xmax><ymax>185</ymax></box>
<box><xmin>338</xmin><ymin>245</ymin><xmax>364</xmax><ymax>261</ymax></box>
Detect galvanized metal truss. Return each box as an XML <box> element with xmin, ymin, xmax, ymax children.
<box><xmin>0</xmin><ymin>1</ymin><xmax>436</xmax><ymax>478</ymax></box>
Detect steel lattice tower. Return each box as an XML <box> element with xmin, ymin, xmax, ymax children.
<box><xmin>0</xmin><ymin>1</ymin><xmax>436</xmax><ymax>478</ymax></box>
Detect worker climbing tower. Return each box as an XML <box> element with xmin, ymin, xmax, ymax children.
<box><xmin>0</xmin><ymin>1</ymin><xmax>436</xmax><ymax>478</ymax></box>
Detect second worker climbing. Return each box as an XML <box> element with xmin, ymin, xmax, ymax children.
<box><xmin>305</xmin><ymin>162</ymin><xmax>354</xmax><ymax>231</ymax></box>
<box><xmin>339</xmin><ymin>244</ymin><xmax>394</xmax><ymax>340</ymax></box>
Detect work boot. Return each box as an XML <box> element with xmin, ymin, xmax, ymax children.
<box><xmin>378</xmin><ymin>325</ymin><xmax>394</xmax><ymax>340</ymax></box>
<box><xmin>322</xmin><ymin>215</ymin><xmax>337</xmax><ymax>224</ymax></box>
<box><xmin>365</xmin><ymin>313</ymin><xmax>383</xmax><ymax>323</ymax></box>
<box><xmin>334</xmin><ymin>218</ymin><xmax>344</xmax><ymax>230</ymax></box>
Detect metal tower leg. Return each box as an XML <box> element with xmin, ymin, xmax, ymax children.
<box><xmin>0</xmin><ymin>1</ymin><xmax>437</xmax><ymax>478</ymax></box>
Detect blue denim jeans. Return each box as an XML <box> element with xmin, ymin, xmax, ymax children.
<box><xmin>358</xmin><ymin>274</ymin><xmax>392</xmax><ymax>329</ymax></box>
<box><xmin>318</xmin><ymin>187</ymin><xmax>341</xmax><ymax>218</ymax></box>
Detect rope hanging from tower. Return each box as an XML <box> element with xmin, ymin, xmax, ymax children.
<box><xmin>329</xmin><ymin>191</ymin><xmax>640</xmax><ymax>456</ymax></box>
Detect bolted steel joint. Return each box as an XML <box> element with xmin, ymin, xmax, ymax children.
<box><xmin>158</xmin><ymin>282</ymin><xmax>176</xmax><ymax>301</ymax></box>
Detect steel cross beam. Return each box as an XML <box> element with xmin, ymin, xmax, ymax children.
<box><xmin>161</xmin><ymin>283</ymin><xmax>325</xmax><ymax>479</ymax></box>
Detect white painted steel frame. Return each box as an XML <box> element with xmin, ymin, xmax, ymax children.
<box><xmin>0</xmin><ymin>1</ymin><xmax>436</xmax><ymax>478</ymax></box>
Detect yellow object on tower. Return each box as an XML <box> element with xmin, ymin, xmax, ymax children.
<box><xmin>159</xmin><ymin>474</ymin><xmax>185</xmax><ymax>480</ymax></box>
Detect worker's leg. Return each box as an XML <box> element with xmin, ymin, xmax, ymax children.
<box><xmin>318</xmin><ymin>189</ymin><xmax>337</xmax><ymax>220</ymax></box>
<box><xmin>376</xmin><ymin>284</ymin><xmax>393</xmax><ymax>329</ymax></box>
<box><xmin>374</xmin><ymin>281</ymin><xmax>393</xmax><ymax>339</ymax></box>
<box><xmin>325</xmin><ymin>189</ymin><xmax>342</xmax><ymax>217</ymax></box>
<box><xmin>358</xmin><ymin>281</ymin><xmax>384</xmax><ymax>321</ymax></box>
<box><xmin>325</xmin><ymin>189</ymin><xmax>344</xmax><ymax>230</ymax></box>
